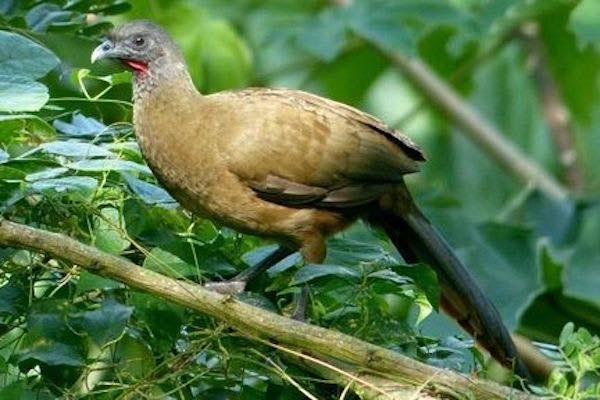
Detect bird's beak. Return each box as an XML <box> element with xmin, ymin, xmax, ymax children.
<box><xmin>91</xmin><ymin>40</ymin><xmax>115</xmax><ymax>64</ymax></box>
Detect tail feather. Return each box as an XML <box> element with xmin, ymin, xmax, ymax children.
<box><xmin>369</xmin><ymin>192</ymin><xmax>529</xmax><ymax>379</ymax></box>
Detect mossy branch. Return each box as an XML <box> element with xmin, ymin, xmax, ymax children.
<box><xmin>0</xmin><ymin>219</ymin><xmax>536</xmax><ymax>399</ymax></box>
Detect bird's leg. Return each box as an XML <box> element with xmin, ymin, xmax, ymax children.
<box><xmin>205</xmin><ymin>246</ymin><xmax>295</xmax><ymax>295</ymax></box>
<box><xmin>291</xmin><ymin>286</ymin><xmax>310</xmax><ymax>321</ymax></box>
<box><xmin>291</xmin><ymin>235</ymin><xmax>326</xmax><ymax>321</ymax></box>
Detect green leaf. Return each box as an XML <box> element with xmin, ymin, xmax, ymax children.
<box><xmin>0</xmin><ymin>30</ymin><xmax>59</xmax><ymax>79</ymax></box>
<box><xmin>0</xmin><ymin>76</ymin><xmax>49</xmax><ymax>112</ymax></box>
<box><xmin>18</xmin><ymin>301</ymin><xmax>85</xmax><ymax>367</ymax></box>
<box><xmin>113</xmin><ymin>334</ymin><xmax>156</xmax><ymax>378</ymax></box>
<box><xmin>297</xmin><ymin>8</ymin><xmax>347</xmax><ymax>61</ymax></box>
<box><xmin>18</xmin><ymin>341</ymin><xmax>84</xmax><ymax>367</ymax></box>
<box><xmin>0</xmin><ymin>148</ymin><xmax>8</xmax><ymax>163</ymax></box>
<box><xmin>26</xmin><ymin>3</ymin><xmax>73</xmax><ymax>32</ymax></box>
<box><xmin>539</xmin><ymin>244</ymin><xmax>564</xmax><ymax>292</ymax></box>
<box><xmin>122</xmin><ymin>174</ymin><xmax>176</xmax><ymax>207</ymax></box>
<box><xmin>347</xmin><ymin>3</ymin><xmax>416</xmax><ymax>56</ymax></box>
<box><xmin>326</xmin><ymin>237</ymin><xmax>395</xmax><ymax>266</ymax></box>
<box><xmin>569</xmin><ymin>0</ymin><xmax>600</xmax><ymax>47</ymax></box>
<box><xmin>67</xmin><ymin>159</ymin><xmax>151</xmax><ymax>175</ymax></box>
<box><xmin>29</xmin><ymin>176</ymin><xmax>98</xmax><ymax>198</ymax></box>
<box><xmin>129</xmin><ymin>292</ymin><xmax>186</xmax><ymax>353</ymax></box>
<box><xmin>53</xmin><ymin>113</ymin><xmax>113</xmax><ymax>138</ymax></box>
<box><xmin>25</xmin><ymin>167</ymin><xmax>69</xmax><ymax>182</ymax></box>
<box><xmin>393</xmin><ymin>264</ymin><xmax>440</xmax><ymax>310</ymax></box>
<box><xmin>71</xmin><ymin>299</ymin><xmax>133</xmax><ymax>346</ymax></box>
<box><xmin>143</xmin><ymin>247</ymin><xmax>198</xmax><ymax>278</ymax></box>
<box><xmin>292</xmin><ymin>264</ymin><xmax>360</xmax><ymax>285</ymax></box>
<box><xmin>367</xmin><ymin>269</ymin><xmax>411</xmax><ymax>286</ymax></box>
<box><xmin>76</xmin><ymin>271</ymin><xmax>121</xmax><ymax>293</ymax></box>
<box><xmin>39</xmin><ymin>141</ymin><xmax>115</xmax><ymax>158</ymax></box>
<box><xmin>93</xmin><ymin>207</ymin><xmax>130</xmax><ymax>255</ymax></box>
<box><xmin>478</xmin><ymin>0</ymin><xmax>577</xmax><ymax>55</ymax></box>
<box><xmin>0</xmin><ymin>280</ymin><xmax>27</xmax><ymax>316</ymax></box>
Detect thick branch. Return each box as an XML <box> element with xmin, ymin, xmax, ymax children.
<box><xmin>378</xmin><ymin>49</ymin><xmax>568</xmax><ymax>199</ymax></box>
<box><xmin>0</xmin><ymin>219</ymin><xmax>536</xmax><ymax>399</ymax></box>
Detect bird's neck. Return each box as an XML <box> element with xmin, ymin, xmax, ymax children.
<box><xmin>132</xmin><ymin>59</ymin><xmax>197</xmax><ymax>102</ymax></box>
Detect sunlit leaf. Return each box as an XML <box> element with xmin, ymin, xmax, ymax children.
<box><xmin>569</xmin><ymin>0</ymin><xmax>600</xmax><ymax>48</ymax></box>
<box><xmin>122</xmin><ymin>174</ymin><xmax>176</xmax><ymax>206</ymax></box>
<box><xmin>39</xmin><ymin>141</ymin><xmax>115</xmax><ymax>158</ymax></box>
<box><xmin>29</xmin><ymin>176</ymin><xmax>98</xmax><ymax>197</ymax></box>
<box><xmin>0</xmin><ymin>76</ymin><xmax>48</xmax><ymax>112</ymax></box>
<box><xmin>53</xmin><ymin>113</ymin><xmax>109</xmax><ymax>137</ymax></box>
<box><xmin>67</xmin><ymin>159</ymin><xmax>151</xmax><ymax>174</ymax></box>
<box><xmin>0</xmin><ymin>30</ymin><xmax>59</xmax><ymax>79</ymax></box>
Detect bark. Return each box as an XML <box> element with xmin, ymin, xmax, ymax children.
<box><xmin>0</xmin><ymin>219</ymin><xmax>537</xmax><ymax>400</ymax></box>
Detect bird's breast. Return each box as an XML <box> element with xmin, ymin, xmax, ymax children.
<box><xmin>133</xmin><ymin>97</ymin><xmax>219</xmax><ymax>216</ymax></box>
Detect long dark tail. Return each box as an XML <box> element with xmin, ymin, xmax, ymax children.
<box><xmin>369</xmin><ymin>187</ymin><xmax>529</xmax><ymax>379</ymax></box>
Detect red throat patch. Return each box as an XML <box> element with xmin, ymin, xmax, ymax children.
<box><xmin>121</xmin><ymin>59</ymin><xmax>149</xmax><ymax>74</ymax></box>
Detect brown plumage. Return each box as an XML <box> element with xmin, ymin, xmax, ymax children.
<box><xmin>91</xmin><ymin>20</ymin><xmax>528</xmax><ymax>378</ymax></box>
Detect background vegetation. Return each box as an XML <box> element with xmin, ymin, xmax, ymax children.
<box><xmin>0</xmin><ymin>0</ymin><xmax>599</xmax><ymax>398</ymax></box>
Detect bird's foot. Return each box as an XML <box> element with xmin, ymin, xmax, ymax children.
<box><xmin>204</xmin><ymin>280</ymin><xmax>246</xmax><ymax>295</ymax></box>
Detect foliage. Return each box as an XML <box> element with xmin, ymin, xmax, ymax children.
<box><xmin>0</xmin><ymin>0</ymin><xmax>599</xmax><ymax>398</ymax></box>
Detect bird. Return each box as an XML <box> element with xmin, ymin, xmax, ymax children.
<box><xmin>91</xmin><ymin>20</ymin><xmax>528</xmax><ymax>378</ymax></box>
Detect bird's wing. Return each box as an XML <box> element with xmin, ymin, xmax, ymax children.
<box><xmin>207</xmin><ymin>88</ymin><xmax>425</xmax><ymax>208</ymax></box>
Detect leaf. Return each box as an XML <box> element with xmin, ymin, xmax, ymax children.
<box><xmin>143</xmin><ymin>247</ymin><xmax>198</xmax><ymax>278</ymax></box>
<box><xmin>0</xmin><ymin>30</ymin><xmax>59</xmax><ymax>79</ymax></box>
<box><xmin>292</xmin><ymin>264</ymin><xmax>360</xmax><ymax>285</ymax></box>
<box><xmin>128</xmin><ymin>292</ymin><xmax>185</xmax><ymax>353</ymax></box>
<box><xmin>29</xmin><ymin>176</ymin><xmax>98</xmax><ymax>198</ymax></box>
<box><xmin>392</xmin><ymin>264</ymin><xmax>441</xmax><ymax>310</ymax></box>
<box><xmin>67</xmin><ymin>159</ymin><xmax>151</xmax><ymax>175</ymax></box>
<box><xmin>347</xmin><ymin>2</ymin><xmax>416</xmax><ymax>56</ymax></box>
<box><xmin>25</xmin><ymin>167</ymin><xmax>69</xmax><ymax>182</ymax></box>
<box><xmin>539</xmin><ymin>244</ymin><xmax>564</xmax><ymax>292</ymax></box>
<box><xmin>0</xmin><ymin>148</ymin><xmax>8</xmax><ymax>164</ymax></box>
<box><xmin>18</xmin><ymin>301</ymin><xmax>85</xmax><ymax>367</ymax></box>
<box><xmin>26</xmin><ymin>3</ymin><xmax>73</xmax><ymax>32</ymax></box>
<box><xmin>122</xmin><ymin>174</ymin><xmax>176</xmax><ymax>206</ymax></box>
<box><xmin>0</xmin><ymin>75</ymin><xmax>49</xmax><ymax>112</ymax></box>
<box><xmin>39</xmin><ymin>141</ymin><xmax>115</xmax><ymax>158</ymax></box>
<box><xmin>478</xmin><ymin>0</ymin><xmax>576</xmax><ymax>55</ymax></box>
<box><xmin>297</xmin><ymin>8</ymin><xmax>347</xmax><ymax>61</ymax></box>
<box><xmin>93</xmin><ymin>207</ymin><xmax>130</xmax><ymax>255</ymax></box>
<box><xmin>367</xmin><ymin>269</ymin><xmax>411</xmax><ymax>286</ymax></box>
<box><xmin>0</xmin><ymin>280</ymin><xmax>27</xmax><ymax>316</ymax></box>
<box><xmin>113</xmin><ymin>334</ymin><xmax>156</xmax><ymax>378</ymax></box>
<box><xmin>17</xmin><ymin>341</ymin><xmax>84</xmax><ymax>367</ymax></box>
<box><xmin>70</xmin><ymin>299</ymin><xmax>133</xmax><ymax>346</ymax></box>
<box><xmin>53</xmin><ymin>113</ymin><xmax>109</xmax><ymax>137</ymax></box>
<box><xmin>326</xmin><ymin>237</ymin><xmax>395</xmax><ymax>266</ymax></box>
<box><xmin>569</xmin><ymin>0</ymin><xmax>600</xmax><ymax>48</ymax></box>
<box><xmin>76</xmin><ymin>271</ymin><xmax>121</xmax><ymax>293</ymax></box>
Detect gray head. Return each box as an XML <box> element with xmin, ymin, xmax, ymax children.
<box><xmin>91</xmin><ymin>20</ymin><xmax>186</xmax><ymax>76</ymax></box>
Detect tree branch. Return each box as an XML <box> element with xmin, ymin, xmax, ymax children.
<box><xmin>382</xmin><ymin>49</ymin><xmax>568</xmax><ymax>199</ymax></box>
<box><xmin>520</xmin><ymin>23</ymin><xmax>585</xmax><ymax>192</ymax></box>
<box><xmin>0</xmin><ymin>219</ymin><xmax>536</xmax><ymax>400</ymax></box>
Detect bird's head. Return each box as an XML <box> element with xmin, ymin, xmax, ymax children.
<box><xmin>91</xmin><ymin>20</ymin><xmax>184</xmax><ymax>76</ymax></box>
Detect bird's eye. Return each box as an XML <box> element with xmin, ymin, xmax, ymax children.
<box><xmin>134</xmin><ymin>36</ymin><xmax>145</xmax><ymax>47</ymax></box>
